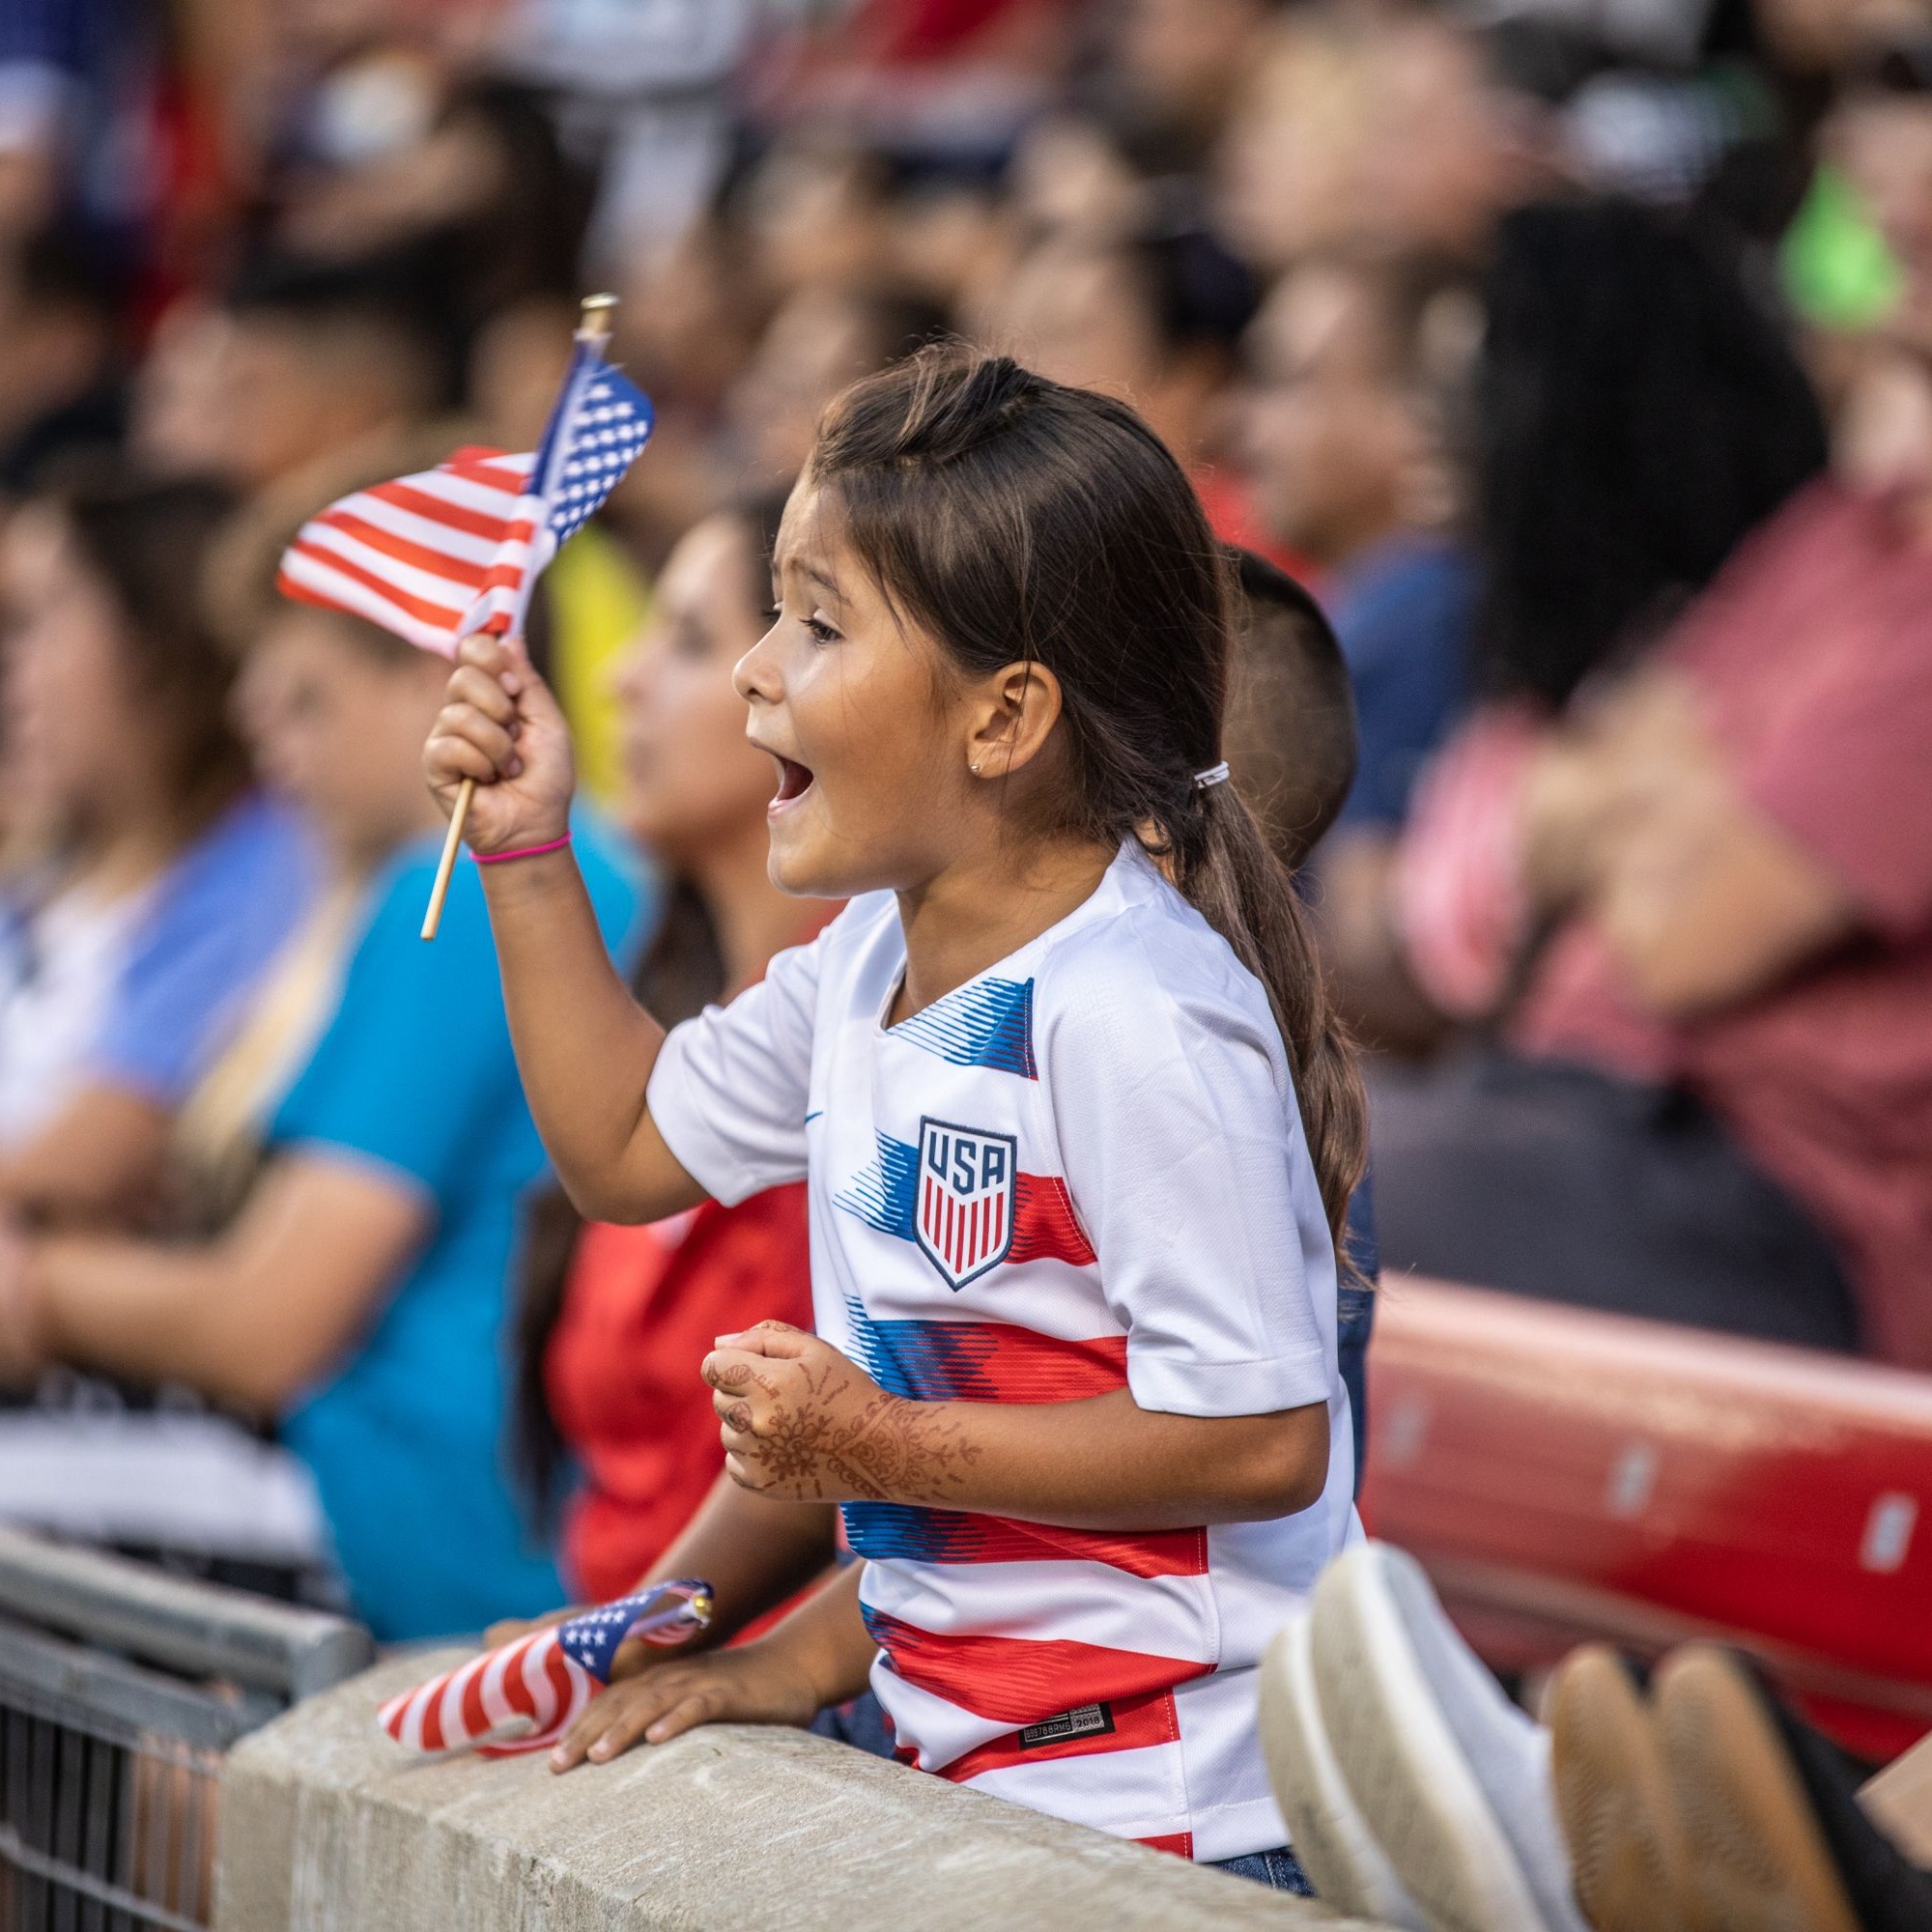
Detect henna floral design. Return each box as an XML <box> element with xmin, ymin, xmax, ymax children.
<box><xmin>706</xmin><ymin>1335</ymin><xmax>981</xmax><ymax>1505</ymax></box>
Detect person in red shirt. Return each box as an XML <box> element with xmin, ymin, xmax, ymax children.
<box><xmin>513</xmin><ymin>491</ymin><xmax>835</xmax><ymax>1601</ymax></box>
<box><xmin>1373</xmin><ymin>336</ymin><xmax>1932</xmax><ymax>1365</ymax></box>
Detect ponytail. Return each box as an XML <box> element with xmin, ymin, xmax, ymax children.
<box><xmin>811</xmin><ymin>345</ymin><xmax>1367</xmax><ymax>1267</ymax></box>
<box><xmin>1179</xmin><ymin>783</ymin><xmax>1367</xmax><ymax>1267</ymax></box>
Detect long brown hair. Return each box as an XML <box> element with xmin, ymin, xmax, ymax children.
<box><xmin>810</xmin><ymin>346</ymin><xmax>1367</xmax><ymax>1261</ymax></box>
<box><xmin>61</xmin><ymin>472</ymin><xmax>248</xmax><ymax>830</ymax></box>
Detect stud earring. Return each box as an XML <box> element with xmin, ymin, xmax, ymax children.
<box><xmin>970</xmin><ymin>761</ymin><xmax>982</xmax><ymax>776</ymax></box>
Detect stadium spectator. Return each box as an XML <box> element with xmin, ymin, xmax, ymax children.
<box><xmin>1371</xmin><ymin>314</ymin><xmax>1932</xmax><ymax>1365</ymax></box>
<box><xmin>1831</xmin><ymin>33</ymin><xmax>1932</xmax><ymax>342</ymax></box>
<box><xmin>725</xmin><ymin>283</ymin><xmax>949</xmax><ymax>489</ymax></box>
<box><xmin>515</xmin><ymin>492</ymin><xmax>827</xmax><ymax>1603</ymax></box>
<box><xmin>1238</xmin><ymin>252</ymin><xmax>1480</xmax><ymax>833</ymax></box>
<box><xmin>1320</xmin><ymin>197</ymin><xmax>1829</xmax><ymax>1053</ymax></box>
<box><xmin>1355</xmin><ymin>13</ymin><xmax>1568</xmax><ymax>263</ymax></box>
<box><xmin>0</xmin><ymin>473</ymin><xmax>316</xmax><ymax>1226</ymax></box>
<box><xmin>1215</xmin><ymin>15</ymin><xmax>1375</xmax><ymax>276</ymax></box>
<box><xmin>0</xmin><ymin>544</ymin><xmax>648</xmax><ymax>1637</ymax></box>
<box><xmin>191</xmin><ymin>252</ymin><xmax>452</xmax><ymax>496</ymax></box>
<box><xmin>985</xmin><ymin>219</ymin><xmax>1304</xmax><ymax>569</ymax></box>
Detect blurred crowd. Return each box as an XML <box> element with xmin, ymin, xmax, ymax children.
<box><xmin>0</xmin><ymin>0</ymin><xmax>1929</xmax><ymax>1642</ymax></box>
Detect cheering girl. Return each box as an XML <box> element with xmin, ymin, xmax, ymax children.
<box><xmin>424</xmin><ymin>347</ymin><xmax>1366</xmax><ymax>1890</ymax></box>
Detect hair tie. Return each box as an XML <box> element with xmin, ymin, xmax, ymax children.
<box><xmin>1192</xmin><ymin>762</ymin><xmax>1231</xmax><ymax>790</ymax></box>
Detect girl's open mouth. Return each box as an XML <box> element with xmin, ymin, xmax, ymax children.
<box><xmin>771</xmin><ymin>756</ymin><xmax>814</xmax><ymax>810</ymax></box>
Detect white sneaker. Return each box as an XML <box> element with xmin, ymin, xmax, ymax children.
<box><xmin>1260</xmin><ymin>1611</ymin><xmax>1431</xmax><ymax>1928</ymax></box>
<box><xmin>1309</xmin><ymin>1543</ymin><xmax>1591</xmax><ymax>1932</ymax></box>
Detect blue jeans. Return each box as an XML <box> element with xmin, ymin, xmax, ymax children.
<box><xmin>1213</xmin><ymin>1845</ymin><xmax>1315</xmax><ymax>1893</ymax></box>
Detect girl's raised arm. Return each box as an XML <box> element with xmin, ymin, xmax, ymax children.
<box><xmin>425</xmin><ymin>631</ymin><xmax>704</xmax><ymax>1224</ymax></box>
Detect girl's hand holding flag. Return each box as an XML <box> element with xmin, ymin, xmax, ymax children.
<box><xmin>274</xmin><ymin>293</ymin><xmax>654</xmax><ymax>936</ymax></box>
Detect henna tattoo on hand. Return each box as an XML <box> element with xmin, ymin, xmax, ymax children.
<box><xmin>728</xmin><ymin>1353</ymin><xmax>981</xmax><ymax>1504</ymax></box>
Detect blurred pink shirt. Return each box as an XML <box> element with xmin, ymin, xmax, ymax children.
<box><xmin>1402</xmin><ymin>482</ymin><xmax>1932</xmax><ymax>1366</ymax></box>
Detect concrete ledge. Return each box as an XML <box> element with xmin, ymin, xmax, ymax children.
<box><xmin>215</xmin><ymin>1651</ymin><xmax>1386</xmax><ymax>1931</ymax></box>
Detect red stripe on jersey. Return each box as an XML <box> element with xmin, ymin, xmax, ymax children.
<box><xmin>939</xmin><ymin>1687</ymin><xmax>1180</xmax><ymax>1784</ymax></box>
<box><xmin>849</xmin><ymin>1312</ymin><xmax>1130</xmax><ymax>1406</ymax></box>
<box><xmin>1137</xmin><ymin>1833</ymin><xmax>1194</xmax><ymax>1859</ymax></box>
<box><xmin>973</xmin><ymin>1516</ymin><xmax>1208</xmax><ymax>1577</ymax></box>
<box><xmin>960</xmin><ymin>1325</ymin><xmax>1125</xmax><ymax>1402</ymax></box>
<box><xmin>1009</xmin><ymin>1173</ymin><xmax>1096</xmax><ymax>1265</ymax></box>
<box><xmin>864</xmin><ymin>1607</ymin><xmax>1211</xmax><ymax>1724</ymax></box>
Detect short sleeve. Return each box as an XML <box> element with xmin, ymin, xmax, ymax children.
<box><xmin>1731</xmin><ymin>633</ymin><xmax>1932</xmax><ymax>939</ymax></box>
<box><xmin>645</xmin><ymin>930</ymin><xmax>823</xmax><ymax>1207</ymax></box>
<box><xmin>1043</xmin><ymin>934</ymin><xmax>1335</xmax><ymax>1419</ymax></box>
<box><xmin>93</xmin><ymin>798</ymin><xmax>320</xmax><ymax>1105</ymax></box>
<box><xmin>270</xmin><ymin>857</ymin><xmax>517</xmax><ymax>1202</ymax></box>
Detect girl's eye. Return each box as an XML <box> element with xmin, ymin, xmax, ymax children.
<box><xmin>806</xmin><ymin>616</ymin><xmax>840</xmax><ymax>645</ymax></box>
<box><xmin>759</xmin><ymin>604</ymin><xmax>781</xmax><ymax>624</ymax></box>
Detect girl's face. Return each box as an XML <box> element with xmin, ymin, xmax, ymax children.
<box><xmin>0</xmin><ymin>506</ymin><xmax>151</xmax><ymax>836</ymax></box>
<box><xmin>733</xmin><ymin>484</ymin><xmax>980</xmax><ymax>899</ymax></box>
<box><xmin>237</xmin><ymin>609</ymin><xmax>443</xmax><ymax>860</ymax></box>
<box><xmin>612</xmin><ymin>515</ymin><xmax>778</xmax><ymax>867</ymax></box>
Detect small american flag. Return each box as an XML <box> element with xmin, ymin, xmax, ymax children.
<box><xmin>377</xmin><ymin>1579</ymin><xmax>712</xmax><ymax>1757</ymax></box>
<box><xmin>277</xmin><ymin>337</ymin><xmax>654</xmax><ymax>655</ymax></box>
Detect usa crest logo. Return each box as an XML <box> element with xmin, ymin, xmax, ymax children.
<box><xmin>915</xmin><ymin>1118</ymin><xmax>1016</xmax><ymax>1290</ymax></box>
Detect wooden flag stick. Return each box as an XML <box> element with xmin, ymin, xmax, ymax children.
<box><xmin>420</xmin><ymin>777</ymin><xmax>475</xmax><ymax>941</ymax></box>
<box><xmin>420</xmin><ymin>293</ymin><xmax>619</xmax><ymax>942</ymax></box>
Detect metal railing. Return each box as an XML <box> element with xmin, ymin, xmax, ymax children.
<box><xmin>0</xmin><ymin>1527</ymin><xmax>372</xmax><ymax>1930</ymax></box>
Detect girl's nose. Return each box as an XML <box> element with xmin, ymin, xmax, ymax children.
<box><xmin>732</xmin><ymin>627</ymin><xmax>782</xmax><ymax>706</ymax></box>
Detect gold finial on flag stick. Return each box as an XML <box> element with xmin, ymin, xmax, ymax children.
<box><xmin>420</xmin><ymin>293</ymin><xmax>621</xmax><ymax>941</ymax></box>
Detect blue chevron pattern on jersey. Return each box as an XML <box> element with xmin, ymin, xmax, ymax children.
<box><xmin>842</xmin><ymin>1500</ymin><xmax>980</xmax><ymax>1563</ymax></box>
<box><xmin>891</xmin><ymin>975</ymin><xmax>1037</xmax><ymax>1078</ymax></box>
<box><xmin>832</xmin><ymin>1132</ymin><xmax>919</xmax><ymax>1239</ymax></box>
<box><xmin>842</xmin><ymin>1294</ymin><xmax>1006</xmax><ymax>1401</ymax></box>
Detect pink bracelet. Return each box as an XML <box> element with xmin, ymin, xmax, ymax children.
<box><xmin>475</xmin><ymin>832</ymin><xmax>573</xmax><ymax>866</ymax></box>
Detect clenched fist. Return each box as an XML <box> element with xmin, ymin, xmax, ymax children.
<box><xmin>700</xmin><ymin>1321</ymin><xmax>980</xmax><ymax>1504</ymax></box>
<box><xmin>422</xmin><ymin>632</ymin><xmax>577</xmax><ymax>855</ymax></box>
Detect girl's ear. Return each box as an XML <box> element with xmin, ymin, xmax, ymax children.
<box><xmin>965</xmin><ymin>659</ymin><xmax>1065</xmax><ymax>781</ymax></box>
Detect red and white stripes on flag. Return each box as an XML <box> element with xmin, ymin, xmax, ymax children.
<box><xmin>275</xmin><ymin>445</ymin><xmax>544</xmax><ymax>658</ymax></box>
<box><xmin>377</xmin><ymin>1626</ymin><xmax>594</xmax><ymax>1758</ymax></box>
<box><xmin>376</xmin><ymin>1580</ymin><xmax>712</xmax><ymax>1757</ymax></box>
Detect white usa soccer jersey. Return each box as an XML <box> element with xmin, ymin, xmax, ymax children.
<box><xmin>647</xmin><ymin>843</ymin><xmax>1360</xmax><ymax>1861</ymax></box>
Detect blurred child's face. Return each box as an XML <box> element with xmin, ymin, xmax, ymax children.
<box><xmin>0</xmin><ymin>507</ymin><xmax>149</xmax><ymax>833</ymax></box>
<box><xmin>1240</xmin><ymin>267</ymin><xmax>1416</xmax><ymax>565</ymax></box>
<box><xmin>238</xmin><ymin>609</ymin><xmax>443</xmax><ymax>860</ymax></box>
<box><xmin>733</xmin><ymin>484</ymin><xmax>979</xmax><ymax>900</ymax></box>
<box><xmin>613</xmin><ymin>516</ymin><xmax>777</xmax><ymax>869</ymax></box>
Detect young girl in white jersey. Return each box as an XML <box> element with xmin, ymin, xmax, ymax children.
<box><xmin>425</xmin><ymin>348</ymin><xmax>1367</xmax><ymax>1889</ymax></box>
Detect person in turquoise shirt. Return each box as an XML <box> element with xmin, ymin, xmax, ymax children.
<box><xmin>271</xmin><ymin>816</ymin><xmax>642</xmax><ymax>1638</ymax></box>
<box><xmin>0</xmin><ymin>599</ymin><xmax>650</xmax><ymax>1640</ymax></box>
